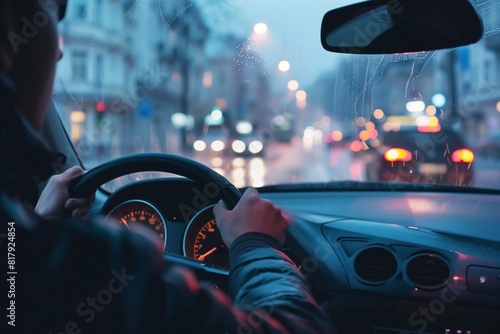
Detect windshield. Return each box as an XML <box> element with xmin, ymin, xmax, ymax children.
<box><xmin>54</xmin><ymin>0</ymin><xmax>500</xmax><ymax>191</ymax></box>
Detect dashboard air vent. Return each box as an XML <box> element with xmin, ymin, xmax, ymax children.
<box><xmin>405</xmin><ymin>254</ymin><xmax>450</xmax><ymax>289</ymax></box>
<box><xmin>354</xmin><ymin>247</ymin><xmax>398</xmax><ymax>283</ymax></box>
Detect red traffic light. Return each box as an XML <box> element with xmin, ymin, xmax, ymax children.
<box><xmin>96</xmin><ymin>101</ymin><xmax>107</xmax><ymax>112</ymax></box>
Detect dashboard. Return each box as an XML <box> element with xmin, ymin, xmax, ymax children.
<box><xmin>99</xmin><ymin>178</ymin><xmax>500</xmax><ymax>334</ymax></box>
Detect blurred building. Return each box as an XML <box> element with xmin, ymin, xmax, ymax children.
<box><xmin>55</xmin><ymin>0</ymin><xmax>211</xmax><ymax>160</ymax></box>
<box><xmin>458</xmin><ymin>2</ymin><xmax>500</xmax><ymax>143</ymax></box>
<box><xmin>54</xmin><ymin>0</ymin><xmax>272</xmax><ymax>162</ymax></box>
<box><xmin>54</xmin><ymin>0</ymin><xmax>134</xmax><ymax>163</ymax></box>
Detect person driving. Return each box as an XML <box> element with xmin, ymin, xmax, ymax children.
<box><xmin>0</xmin><ymin>1</ymin><xmax>334</xmax><ymax>333</ymax></box>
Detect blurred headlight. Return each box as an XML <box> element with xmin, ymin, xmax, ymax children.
<box><xmin>236</xmin><ymin>121</ymin><xmax>253</xmax><ymax>135</ymax></box>
<box><xmin>211</xmin><ymin>140</ymin><xmax>225</xmax><ymax>152</ymax></box>
<box><xmin>193</xmin><ymin>140</ymin><xmax>207</xmax><ymax>152</ymax></box>
<box><xmin>249</xmin><ymin>140</ymin><xmax>263</xmax><ymax>154</ymax></box>
<box><xmin>232</xmin><ymin>140</ymin><xmax>246</xmax><ymax>153</ymax></box>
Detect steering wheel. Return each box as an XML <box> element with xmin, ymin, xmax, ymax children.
<box><xmin>69</xmin><ymin>153</ymin><xmax>242</xmax><ymax>209</ymax></box>
<box><xmin>69</xmin><ymin>153</ymin><xmax>242</xmax><ymax>284</ymax></box>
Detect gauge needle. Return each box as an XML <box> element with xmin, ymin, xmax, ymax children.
<box><xmin>198</xmin><ymin>247</ymin><xmax>217</xmax><ymax>261</ymax></box>
<box><xmin>121</xmin><ymin>218</ymin><xmax>130</xmax><ymax>228</ymax></box>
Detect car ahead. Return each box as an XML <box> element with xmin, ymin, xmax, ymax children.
<box><xmin>12</xmin><ymin>0</ymin><xmax>500</xmax><ymax>333</ymax></box>
<box><xmin>369</xmin><ymin>126</ymin><xmax>474</xmax><ymax>185</ymax></box>
<box><xmin>230</xmin><ymin>134</ymin><xmax>265</xmax><ymax>157</ymax></box>
<box><xmin>193</xmin><ymin>124</ymin><xmax>232</xmax><ymax>156</ymax></box>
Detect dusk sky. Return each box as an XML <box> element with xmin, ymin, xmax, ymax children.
<box><xmin>198</xmin><ymin>0</ymin><xmax>357</xmax><ymax>90</ymax></box>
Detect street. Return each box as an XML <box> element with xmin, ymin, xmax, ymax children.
<box><xmin>192</xmin><ymin>136</ymin><xmax>500</xmax><ymax>190</ymax></box>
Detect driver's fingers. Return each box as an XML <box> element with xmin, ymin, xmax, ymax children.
<box><xmin>281</xmin><ymin>209</ymin><xmax>291</xmax><ymax>223</ymax></box>
<box><xmin>60</xmin><ymin>166</ymin><xmax>86</xmax><ymax>181</ymax></box>
<box><xmin>65</xmin><ymin>197</ymin><xmax>90</xmax><ymax>212</ymax></box>
<box><xmin>242</xmin><ymin>187</ymin><xmax>259</xmax><ymax>200</ymax></box>
<box><xmin>71</xmin><ymin>208</ymin><xmax>88</xmax><ymax>219</ymax></box>
<box><xmin>213</xmin><ymin>200</ymin><xmax>229</xmax><ymax>219</ymax></box>
<box><xmin>214</xmin><ymin>187</ymin><xmax>260</xmax><ymax>217</ymax></box>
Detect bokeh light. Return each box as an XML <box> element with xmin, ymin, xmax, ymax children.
<box><xmin>278</xmin><ymin>60</ymin><xmax>290</xmax><ymax>72</ymax></box>
<box><xmin>295</xmin><ymin>90</ymin><xmax>307</xmax><ymax>101</ymax></box>
<box><xmin>287</xmin><ymin>80</ymin><xmax>299</xmax><ymax>91</ymax></box>
<box><xmin>253</xmin><ymin>23</ymin><xmax>268</xmax><ymax>35</ymax></box>
<box><xmin>373</xmin><ymin>109</ymin><xmax>384</xmax><ymax>119</ymax></box>
<box><xmin>426</xmin><ymin>105</ymin><xmax>437</xmax><ymax>116</ymax></box>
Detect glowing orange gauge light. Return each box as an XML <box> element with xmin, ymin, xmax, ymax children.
<box><xmin>451</xmin><ymin>149</ymin><xmax>474</xmax><ymax>163</ymax></box>
<box><xmin>384</xmin><ymin>148</ymin><xmax>412</xmax><ymax>162</ymax></box>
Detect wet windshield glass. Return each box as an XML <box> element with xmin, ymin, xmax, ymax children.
<box><xmin>55</xmin><ymin>0</ymin><xmax>500</xmax><ymax>191</ymax></box>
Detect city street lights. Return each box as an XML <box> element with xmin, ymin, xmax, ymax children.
<box><xmin>287</xmin><ymin>80</ymin><xmax>299</xmax><ymax>91</ymax></box>
<box><xmin>296</xmin><ymin>90</ymin><xmax>307</xmax><ymax>109</ymax></box>
<box><xmin>278</xmin><ymin>60</ymin><xmax>290</xmax><ymax>72</ymax></box>
<box><xmin>253</xmin><ymin>23</ymin><xmax>268</xmax><ymax>35</ymax></box>
<box><xmin>406</xmin><ymin>100</ymin><xmax>425</xmax><ymax>113</ymax></box>
<box><xmin>295</xmin><ymin>90</ymin><xmax>307</xmax><ymax>101</ymax></box>
<box><xmin>432</xmin><ymin>93</ymin><xmax>446</xmax><ymax>107</ymax></box>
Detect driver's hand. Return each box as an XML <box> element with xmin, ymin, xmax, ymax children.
<box><xmin>213</xmin><ymin>188</ymin><xmax>289</xmax><ymax>248</ymax></box>
<box><xmin>35</xmin><ymin>166</ymin><xmax>95</xmax><ymax>221</ymax></box>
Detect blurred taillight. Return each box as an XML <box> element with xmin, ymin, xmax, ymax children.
<box><xmin>417</xmin><ymin>124</ymin><xmax>441</xmax><ymax>133</ymax></box>
<box><xmin>384</xmin><ymin>148</ymin><xmax>412</xmax><ymax>162</ymax></box>
<box><xmin>451</xmin><ymin>149</ymin><xmax>474</xmax><ymax>163</ymax></box>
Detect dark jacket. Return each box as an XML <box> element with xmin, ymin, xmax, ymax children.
<box><xmin>1</xmin><ymin>197</ymin><xmax>334</xmax><ymax>334</ymax></box>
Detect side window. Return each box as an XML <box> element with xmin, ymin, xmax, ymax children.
<box><xmin>484</xmin><ymin>60</ymin><xmax>492</xmax><ymax>84</ymax></box>
<box><xmin>95</xmin><ymin>54</ymin><xmax>103</xmax><ymax>88</ymax></box>
<box><xmin>76</xmin><ymin>4</ymin><xmax>86</xmax><ymax>19</ymax></box>
<box><xmin>95</xmin><ymin>0</ymin><xmax>103</xmax><ymax>25</ymax></box>
<box><xmin>72</xmin><ymin>51</ymin><xmax>88</xmax><ymax>82</ymax></box>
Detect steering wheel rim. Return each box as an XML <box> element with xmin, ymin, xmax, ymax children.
<box><xmin>69</xmin><ymin>153</ymin><xmax>242</xmax><ymax>210</ymax></box>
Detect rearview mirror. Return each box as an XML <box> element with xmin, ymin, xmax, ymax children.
<box><xmin>321</xmin><ymin>0</ymin><xmax>483</xmax><ymax>54</ymax></box>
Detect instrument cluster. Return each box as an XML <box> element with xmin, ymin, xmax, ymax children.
<box><xmin>103</xmin><ymin>181</ymin><xmax>229</xmax><ymax>269</ymax></box>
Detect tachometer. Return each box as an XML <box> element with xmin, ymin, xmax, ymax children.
<box><xmin>105</xmin><ymin>200</ymin><xmax>167</xmax><ymax>250</ymax></box>
<box><xmin>183</xmin><ymin>205</ymin><xmax>229</xmax><ymax>269</ymax></box>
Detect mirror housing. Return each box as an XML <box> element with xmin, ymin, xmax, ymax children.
<box><xmin>321</xmin><ymin>0</ymin><xmax>483</xmax><ymax>54</ymax></box>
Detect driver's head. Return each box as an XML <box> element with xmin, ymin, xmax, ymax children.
<box><xmin>0</xmin><ymin>0</ymin><xmax>67</xmax><ymax>129</ymax></box>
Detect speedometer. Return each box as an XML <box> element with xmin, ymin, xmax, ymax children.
<box><xmin>183</xmin><ymin>205</ymin><xmax>229</xmax><ymax>269</ymax></box>
<box><xmin>105</xmin><ymin>200</ymin><xmax>167</xmax><ymax>250</ymax></box>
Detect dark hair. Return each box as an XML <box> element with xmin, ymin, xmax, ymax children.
<box><xmin>58</xmin><ymin>0</ymin><xmax>67</xmax><ymax>21</ymax></box>
<box><xmin>3</xmin><ymin>0</ymin><xmax>67</xmax><ymax>21</ymax></box>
